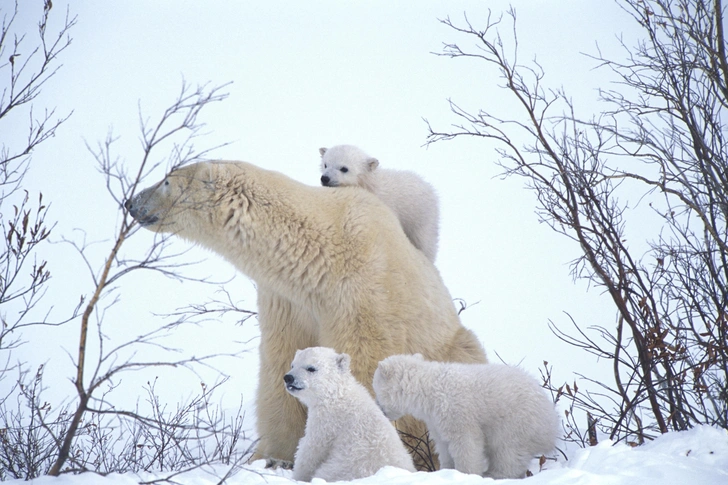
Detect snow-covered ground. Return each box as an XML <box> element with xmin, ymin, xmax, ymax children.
<box><xmin>14</xmin><ymin>426</ymin><xmax>728</xmax><ymax>485</ymax></box>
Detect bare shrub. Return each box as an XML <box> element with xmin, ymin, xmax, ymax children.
<box><xmin>0</xmin><ymin>365</ymin><xmax>252</xmax><ymax>480</ymax></box>
<box><xmin>428</xmin><ymin>0</ymin><xmax>728</xmax><ymax>444</ymax></box>
<box><xmin>1</xmin><ymin>3</ymin><xmax>257</xmax><ymax>479</ymax></box>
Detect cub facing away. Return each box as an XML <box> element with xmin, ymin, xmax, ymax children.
<box><xmin>373</xmin><ymin>354</ymin><xmax>559</xmax><ymax>479</ymax></box>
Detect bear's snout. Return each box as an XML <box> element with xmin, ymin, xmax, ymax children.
<box><xmin>124</xmin><ymin>197</ymin><xmax>142</xmax><ymax>220</ymax></box>
<box><xmin>320</xmin><ymin>175</ymin><xmax>330</xmax><ymax>186</ymax></box>
<box><xmin>284</xmin><ymin>373</ymin><xmax>302</xmax><ymax>392</ymax></box>
<box><xmin>124</xmin><ymin>194</ymin><xmax>159</xmax><ymax>225</ymax></box>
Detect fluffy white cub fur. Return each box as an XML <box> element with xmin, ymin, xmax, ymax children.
<box><xmin>285</xmin><ymin>347</ymin><xmax>415</xmax><ymax>482</ymax></box>
<box><xmin>373</xmin><ymin>354</ymin><xmax>559</xmax><ymax>479</ymax></box>
<box><xmin>319</xmin><ymin>144</ymin><xmax>440</xmax><ymax>262</ymax></box>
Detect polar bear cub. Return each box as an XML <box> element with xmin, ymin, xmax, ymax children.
<box><xmin>284</xmin><ymin>347</ymin><xmax>415</xmax><ymax>482</ymax></box>
<box><xmin>373</xmin><ymin>354</ymin><xmax>559</xmax><ymax>479</ymax></box>
<box><xmin>319</xmin><ymin>144</ymin><xmax>440</xmax><ymax>262</ymax></box>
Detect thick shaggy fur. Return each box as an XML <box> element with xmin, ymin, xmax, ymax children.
<box><xmin>373</xmin><ymin>354</ymin><xmax>559</xmax><ymax>479</ymax></box>
<box><xmin>126</xmin><ymin>161</ymin><xmax>486</xmax><ymax>467</ymax></box>
<box><xmin>319</xmin><ymin>145</ymin><xmax>440</xmax><ymax>262</ymax></box>
<box><xmin>285</xmin><ymin>347</ymin><xmax>415</xmax><ymax>481</ymax></box>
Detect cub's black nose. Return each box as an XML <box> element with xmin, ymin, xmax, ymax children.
<box><xmin>124</xmin><ymin>199</ymin><xmax>132</xmax><ymax>210</ymax></box>
<box><xmin>284</xmin><ymin>374</ymin><xmax>294</xmax><ymax>384</ymax></box>
<box><xmin>321</xmin><ymin>175</ymin><xmax>330</xmax><ymax>186</ymax></box>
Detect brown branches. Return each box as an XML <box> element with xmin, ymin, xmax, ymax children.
<box><xmin>0</xmin><ymin>0</ymin><xmax>75</xmax><ymax>185</ymax></box>
<box><xmin>0</xmin><ymin>366</ymin><xmax>253</xmax><ymax>479</ymax></box>
<box><xmin>48</xmin><ymin>82</ymin><xmax>237</xmax><ymax>476</ymax></box>
<box><xmin>429</xmin><ymin>0</ymin><xmax>728</xmax><ymax>443</ymax></box>
<box><xmin>1</xmin><ymin>3</ymin><xmax>255</xmax><ymax>479</ymax></box>
<box><xmin>0</xmin><ymin>0</ymin><xmax>75</xmax><ymax>357</ymax></box>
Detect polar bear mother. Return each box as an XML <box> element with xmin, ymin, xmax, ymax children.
<box><xmin>125</xmin><ymin>161</ymin><xmax>486</xmax><ymax>467</ymax></box>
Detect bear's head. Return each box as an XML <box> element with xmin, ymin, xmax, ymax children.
<box><xmin>372</xmin><ymin>353</ymin><xmax>425</xmax><ymax>420</ymax></box>
<box><xmin>319</xmin><ymin>145</ymin><xmax>378</xmax><ymax>187</ymax></box>
<box><xmin>125</xmin><ymin>162</ymin><xmax>217</xmax><ymax>234</ymax></box>
<box><xmin>284</xmin><ymin>347</ymin><xmax>352</xmax><ymax>407</ymax></box>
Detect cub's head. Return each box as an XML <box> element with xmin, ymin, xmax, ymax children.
<box><xmin>319</xmin><ymin>144</ymin><xmax>378</xmax><ymax>187</ymax></box>
<box><xmin>372</xmin><ymin>353</ymin><xmax>425</xmax><ymax>420</ymax></box>
<box><xmin>125</xmin><ymin>162</ymin><xmax>217</xmax><ymax>234</ymax></box>
<box><xmin>284</xmin><ymin>347</ymin><xmax>352</xmax><ymax>406</ymax></box>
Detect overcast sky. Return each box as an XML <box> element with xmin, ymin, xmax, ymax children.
<box><xmin>4</xmin><ymin>1</ymin><xmax>641</xmax><ymax>419</ymax></box>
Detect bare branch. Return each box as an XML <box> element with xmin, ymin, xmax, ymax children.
<box><xmin>429</xmin><ymin>0</ymin><xmax>728</xmax><ymax>442</ymax></box>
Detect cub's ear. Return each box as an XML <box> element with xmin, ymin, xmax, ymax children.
<box><xmin>319</xmin><ymin>147</ymin><xmax>328</xmax><ymax>157</ymax></box>
<box><xmin>336</xmin><ymin>352</ymin><xmax>351</xmax><ymax>373</ymax></box>
<box><xmin>366</xmin><ymin>157</ymin><xmax>379</xmax><ymax>171</ymax></box>
<box><xmin>375</xmin><ymin>361</ymin><xmax>391</xmax><ymax>381</ymax></box>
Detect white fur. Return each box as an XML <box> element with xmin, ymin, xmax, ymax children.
<box><xmin>319</xmin><ymin>145</ymin><xmax>440</xmax><ymax>262</ymax></box>
<box><xmin>373</xmin><ymin>354</ymin><xmax>559</xmax><ymax>479</ymax></box>
<box><xmin>285</xmin><ymin>347</ymin><xmax>415</xmax><ymax>482</ymax></box>
<box><xmin>126</xmin><ymin>161</ymin><xmax>487</xmax><ymax>467</ymax></box>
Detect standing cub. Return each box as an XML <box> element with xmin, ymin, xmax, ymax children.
<box><xmin>373</xmin><ymin>354</ymin><xmax>559</xmax><ymax>479</ymax></box>
<box><xmin>319</xmin><ymin>144</ymin><xmax>440</xmax><ymax>262</ymax></box>
<box><xmin>285</xmin><ymin>347</ymin><xmax>415</xmax><ymax>482</ymax></box>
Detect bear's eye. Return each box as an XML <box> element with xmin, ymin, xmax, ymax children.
<box><xmin>340</xmin><ymin>167</ymin><xmax>348</xmax><ymax>173</ymax></box>
<box><xmin>305</xmin><ymin>366</ymin><xmax>317</xmax><ymax>373</ymax></box>
<box><xmin>323</xmin><ymin>164</ymin><xmax>328</xmax><ymax>169</ymax></box>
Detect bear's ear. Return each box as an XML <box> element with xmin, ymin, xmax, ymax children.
<box><xmin>319</xmin><ymin>147</ymin><xmax>328</xmax><ymax>157</ymax></box>
<box><xmin>335</xmin><ymin>352</ymin><xmax>351</xmax><ymax>373</ymax></box>
<box><xmin>366</xmin><ymin>157</ymin><xmax>379</xmax><ymax>172</ymax></box>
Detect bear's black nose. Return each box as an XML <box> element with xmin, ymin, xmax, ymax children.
<box><xmin>124</xmin><ymin>199</ymin><xmax>132</xmax><ymax>211</ymax></box>
<box><xmin>320</xmin><ymin>175</ymin><xmax>330</xmax><ymax>186</ymax></box>
<box><xmin>284</xmin><ymin>374</ymin><xmax>294</xmax><ymax>384</ymax></box>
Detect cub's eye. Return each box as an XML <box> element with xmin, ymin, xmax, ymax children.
<box><xmin>323</xmin><ymin>164</ymin><xmax>328</xmax><ymax>169</ymax></box>
<box><xmin>306</xmin><ymin>366</ymin><xmax>317</xmax><ymax>373</ymax></box>
<box><xmin>340</xmin><ymin>167</ymin><xmax>348</xmax><ymax>173</ymax></box>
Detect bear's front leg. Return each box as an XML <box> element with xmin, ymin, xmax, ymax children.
<box><xmin>428</xmin><ymin>428</ymin><xmax>454</xmax><ymax>469</ymax></box>
<box><xmin>251</xmin><ymin>288</ymin><xmax>317</xmax><ymax>466</ymax></box>
<box><xmin>292</xmin><ymin>425</ymin><xmax>332</xmax><ymax>482</ymax></box>
<box><xmin>449</xmin><ymin>428</ymin><xmax>487</xmax><ymax>475</ymax></box>
<box><xmin>318</xmin><ymin>310</ymin><xmax>437</xmax><ymax>471</ymax></box>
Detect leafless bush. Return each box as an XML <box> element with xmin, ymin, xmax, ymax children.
<box><xmin>396</xmin><ymin>429</ymin><xmax>437</xmax><ymax>472</ymax></box>
<box><xmin>0</xmin><ymin>365</ymin><xmax>253</xmax><ymax>480</ymax></box>
<box><xmin>1</xmin><ymin>2</ymin><xmax>257</xmax><ymax>480</ymax></box>
<box><xmin>45</xmin><ymin>80</ymin><xmax>246</xmax><ymax>477</ymax></box>
<box><xmin>428</xmin><ymin>0</ymin><xmax>728</xmax><ymax>444</ymax></box>
<box><xmin>0</xmin><ymin>0</ymin><xmax>76</xmax><ymax>366</ymax></box>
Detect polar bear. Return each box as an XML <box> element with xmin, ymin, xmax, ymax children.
<box><xmin>284</xmin><ymin>347</ymin><xmax>415</xmax><ymax>481</ymax></box>
<box><xmin>125</xmin><ymin>161</ymin><xmax>487</xmax><ymax>468</ymax></box>
<box><xmin>319</xmin><ymin>145</ymin><xmax>440</xmax><ymax>262</ymax></box>
<box><xmin>373</xmin><ymin>354</ymin><xmax>559</xmax><ymax>479</ymax></box>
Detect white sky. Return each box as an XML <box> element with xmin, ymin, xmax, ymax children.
<box><xmin>4</xmin><ymin>1</ymin><xmax>642</xmax><ymax>420</ymax></box>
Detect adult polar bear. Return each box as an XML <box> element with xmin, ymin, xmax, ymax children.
<box><xmin>125</xmin><ymin>160</ymin><xmax>487</xmax><ymax>467</ymax></box>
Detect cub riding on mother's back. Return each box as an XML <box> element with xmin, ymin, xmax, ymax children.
<box><xmin>319</xmin><ymin>144</ymin><xmax>440</xmax><ymax>263</ymax></box>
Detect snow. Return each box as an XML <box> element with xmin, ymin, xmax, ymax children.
<box><xmin>14</xmin><ymin>426</ymin><xmax>728</xmax><ymax>485</ymax></box>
